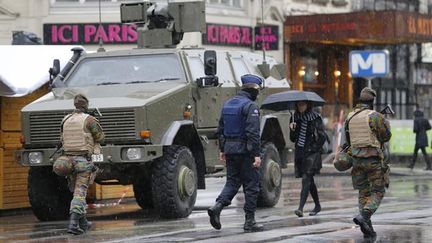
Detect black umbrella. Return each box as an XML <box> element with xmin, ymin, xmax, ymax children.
<box><xmin>260</xmin><ymin>90</ymin><xmax>325</xmax><ymax>111</ymax></box>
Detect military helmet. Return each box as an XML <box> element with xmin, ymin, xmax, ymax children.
<box><xmin>359</xmin><ymin>87</ymin><xmax>376</xmax><ymax>102</ymax></box>
<box><xmin>241</xmin><ymin>74</ymin><xmax>263</xmax><ymax>90</ymax></box>
<box><xmin>53</xmin><ymin>156</ymin><xmax>74</xmax><ymax>176</ymax></box>
<box><xmin>333</xmin><ymin>151</ymin><xmax>353</xmax><ymax>172</ymax></box>
<box><xmin>74</xmin><ymin>94</ymin><xmax>89</xmax><ymax>110</ymax></box>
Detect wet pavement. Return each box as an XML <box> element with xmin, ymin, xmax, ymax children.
<box><xmin>1</xmin><ymin>165</ymin><xmax>432</xmax><ymax>242</ymax></box>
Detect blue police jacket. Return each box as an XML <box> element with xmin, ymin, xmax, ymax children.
<box><xmin>218</xmin><ymin>90</ymin><xmax>261</xmax><ymax>156</ymax></box>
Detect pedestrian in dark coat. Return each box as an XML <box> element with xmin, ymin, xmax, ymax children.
<box><xmin>289</xmin><ymin>101</ymin><xmax>327</xmax><ymax>217</ymax></box>
<box><xmin>409</xmin><ymin>109</ymin><xmax>432</xmax><ymax>170</ymax></box>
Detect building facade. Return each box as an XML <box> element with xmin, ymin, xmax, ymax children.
<box><xmin>284</xmin><ymin>0</ymin><xmax>432</xmax><ymax>120</ymax></box>
<box><xmin>0</xmin><ymin>0</ymin><xmax>285</xmax><ymax>62</ymax></box>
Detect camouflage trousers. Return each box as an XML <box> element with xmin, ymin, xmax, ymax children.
<box><xmin>54</xmin><ymin>155</ymin><xmax>93</xmax><ymax>215</ymax></box>
<box><xmin>351</xmin><ymin>157</ymin><xmax>386</xmax><ymax>215</ymax></box>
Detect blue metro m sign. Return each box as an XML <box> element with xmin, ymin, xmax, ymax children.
<box><xmin>349</xmin><ymin>50</ymin><xmax>389</xmax><ymax>78</ymax></box>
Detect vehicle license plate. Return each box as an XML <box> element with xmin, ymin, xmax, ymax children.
<box><xmin>92</xmin><ymin>154</ymin><xmax>104</xmax><ymax>162</ymax></box>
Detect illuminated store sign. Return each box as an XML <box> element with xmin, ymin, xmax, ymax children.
<box><xmin>43</xmin><ymin>23</ymin><xmax>137</xmax><ymax>45</ymax></box>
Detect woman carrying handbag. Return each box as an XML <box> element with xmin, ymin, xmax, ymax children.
<box><xmin>289</xmin><ymin>101</ymin><xmax>327</xmax><ymax>217</ymax></box>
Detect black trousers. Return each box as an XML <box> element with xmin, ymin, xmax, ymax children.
<box><xmin>411</xmin><ymin>145</ymin><xmax>430</xmax><ymax>168</ymax></box>
<box><xmin>216</xmin><ymin>154</ymin><xmax>260</xmax><ymax>213</ymax></box>
<box><xmin>298</xmin><ymin>173</ymin><xmax>320</xmax><ymax>211</ymax></box>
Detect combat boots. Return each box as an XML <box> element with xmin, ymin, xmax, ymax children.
<box><xmin>425</xmin><ymin>158</ymin><xmax>432</xmax><ymax>170</ymax></box>
<box><xmin>243</xmin><ymin>212</ymin><xmax>264</xmax><ymax>232</ymax></box>
<box><xmin>353</xmin><ymin>210</ymin><xmax>373</xmax><ymax>236</ymax></box>
<box><xmin>79</xmin><ymin>215</ymin><xmax>92</xmax><ymax>232</ymax></box>
<box><xmin>364</xmin><ymin>220</ymin><xmax>377</xmax><ymax>239</ymax></box>
<box><xmin>67</xmin><ymin>213</ymin><xmax>84</xmax><ymax>235</ymax></box>
<box><xmin>208</xmin><ymin>202</ymin><xmax>224</xmax><ymax>230</ymax></box>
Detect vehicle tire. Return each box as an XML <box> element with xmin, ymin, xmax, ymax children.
<box><xmin>257</xmin><ymin>142</ymin><xmax>282</xmax><ymax>207</ymax></box>
<box><xmin>152</xmin><ymin>145</ymin><xmax>197</xmax><ymax>218</ymax></box>
<box><xmin>28</xmin><ymin>167</ymin><xmax>72</xmax><ymax>221</ymax></box>
<box><xmin>133</xmin><ymin>174</ymin><xmax>154</xmax><ymax>209</ymax></box>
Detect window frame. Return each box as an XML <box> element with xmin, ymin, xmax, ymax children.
<box><xmin>206</xmin><ymin>0</ymin><xmax>244</xmax><ymax>9</ymax></box>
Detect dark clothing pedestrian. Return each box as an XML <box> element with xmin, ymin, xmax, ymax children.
<box><xmin>289</xmin><ymin>109</ymin><xmax>327</xmax><ymax>217</ymax></box>
<box><xmin>409</xmin><ymin>110</ymin><xmax>431</xmax><ymax>170</ymax></box>
<box><xmin>208</xmin><ymin>74</ymin><xmax>264</xmax><ymax>233</ymax></box>
<box><xmin>290</xmin><ymin>111</ymin><xmax>326</xmax><ymax>178</ymax></box>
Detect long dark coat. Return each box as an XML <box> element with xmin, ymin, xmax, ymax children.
<box><xmin>413</xmin><ymin>110</ymin><xmax>431</xmax><ymax>148</ymax></box>
<box><xmin>290</xmin><ymin>111</ymin><xmax>327</xmax><ymax>178</ymax></box>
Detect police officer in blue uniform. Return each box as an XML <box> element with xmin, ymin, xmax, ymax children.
<box><xmin>207</xmin><ymin>74</ymin><xmax>264</xmax><ymax>233</ymax></box>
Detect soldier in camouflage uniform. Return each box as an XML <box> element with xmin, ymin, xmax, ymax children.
<box><xmin>343</xmin><ymin>87</ymin><xmax>392</xmax><ymax>239</ymax></box>
<box><xmin>52</xmin><ymin>94</ymin><xmax>104</xmax><ymax>235</ymax></box>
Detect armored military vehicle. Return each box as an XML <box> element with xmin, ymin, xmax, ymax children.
<box><xmin>17</xmin><ymin>1</ymin><xmax>291</xmax><ymax>220</ymax></box>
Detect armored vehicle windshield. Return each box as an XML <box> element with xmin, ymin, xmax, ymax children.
<box><xmin>65</xmin><ymin>53</ymin><xmax>185</xmax><ymax>87</ymax></box>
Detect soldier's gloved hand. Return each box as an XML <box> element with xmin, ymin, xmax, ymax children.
<box><xmin>253</xmin><ymin>156</ymin><xmax>261</xmax><ymax>168</ymax></box>
<box><xmin>219</xmin><ymin>152</ymin><xmax>226</xmax><ymax>166</ymax></box>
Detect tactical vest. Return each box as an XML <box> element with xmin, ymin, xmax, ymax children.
<box><xmin>222</xmin><ymin>95</ymin><xmax>251</xmax><ymax>138</ymax></box>
<box><xmin>348</xmin><ymin>109</ymin><xmax>381</xmax><ymax>148</ymax></box>
<box><xmin>62</xmin><ymin>113</ymin><xmax>95</xmax><ymax>154</ymax></box>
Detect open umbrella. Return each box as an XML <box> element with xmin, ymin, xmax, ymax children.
<box><xmin>260</xmin><ymin>90</ymin><xmax>325</xmax><ymax>111</ymax></box>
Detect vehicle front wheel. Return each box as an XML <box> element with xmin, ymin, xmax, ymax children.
<box><xmin>28</xmin><ymin>167</ymin><xmax>72</xmax><ymax>221</ymax></box>
<box><xmin>257</xmin><ymin>142</ymin><xmax>282</xmax><ymax>207</ymax></box>
<box><xmin>152</xmin><ymin>145</ymin><xmax>197</xmax><ymax>218</ymax></box>
<box><xmin>133</xmin><ymin>170</ymin><xmax>154</xmax><ymax>209</ymax></box>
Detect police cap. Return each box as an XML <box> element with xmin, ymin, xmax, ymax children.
<box><xmin>359</xmin><ymin>87</ymin><xmax>376</xmax><ymax>102</ymax></box>
<box><xmin>241</xmin><ymin>74</ymin><xmax>263</xmax><ymax>90</ymax></box>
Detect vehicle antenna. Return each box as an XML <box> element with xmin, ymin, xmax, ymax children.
<box><xmin>97</xmin><ymin>0</ymin><xmax>106</xmax><ymax>52</ymax></box>
<box><xmin>261</xmin><ymin>0</ymin><xmax>266</xmax><ymax>62</ymax></box>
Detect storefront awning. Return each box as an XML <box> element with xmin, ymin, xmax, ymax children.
<box><xmin>284</xmin><ymin>10</ymin><xmax>432</xmax><ymax>45</ymax></box>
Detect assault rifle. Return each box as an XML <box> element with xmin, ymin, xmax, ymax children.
<box><xmin>49</xmin><ymin>142</ymin><xmax>63</xmax><ymax>161</ymax></box>
<box><xmin>89</xmin><ymin>107</ymin><xmax>103</xmax><ymax>117</ymax></box>
<box><xmin>380</xmin><ymin>104</ymin><xmax>395</xmax><ymax>116</ymax></box>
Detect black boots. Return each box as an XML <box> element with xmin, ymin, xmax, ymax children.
<box><xmin>79</xmin><ymin>216</ymin><xmax>92</xmax><ymax>232</ymax></box>
<box><xmin>208</xmin><ymin>203</ymin><xmax>264</xmax><ymax>232</ymax></box>
<box><xmin>208</xmin><ymin>202</ymin><xmax>224</xmax><ymax>230</ymax></box>
<box><xmin>294</xmin><ymin>209</ymin><xmax>303</xmax><ymax>217</ymax></box>
<box><xmin>353</xmin><ymin>211</ymin><xmax>374</xmax><ymax>237</ymax></box>
<box><xmin>365</xmin><ymin>220</ymin><xmax>377</xmax><ymax>238</ymax></box>
<box><xmin>67</xmin><ymin>213</ymin><xmax>84</xmax><ymax>235</ymax></box>
<box><xmin>309</xmin><ymin>182</ymin><xmax>321</xmax><ymax>216</ymax></box>
<box><xmin>243</xmin><ymin>213</ymin><xmax>264</xmax><ymax>232</ymax></box>
<box><xmin>426</xmin><ymin>159</ymin><xmax>432</xmax><ymax>170</ymax></box>
<box><xmin>309</xmin><ymin>204</ymin><xmax>321</xmax><ymax>216</ymax></box>
<box><xmin>67</xmin><ymin>213</ymin><xmax>92</xmax><ymax>235</ymax></box>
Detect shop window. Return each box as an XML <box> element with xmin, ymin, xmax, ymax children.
<box><xmin>311</xmin><ymin>0</ymin><xmax>329</xmax><ymax>6</ymax></box>
<box><xmin>299</xmin><ymin>57</ymin><xmax>319</xmax><ymax>84</ymax></box>
<box><xmin>354</xmin><ymin>0</ymin><xmax>419</xmax><ymax>12</ymax></box>
<box><xmin>331</xmin><ymin>0</ymin><xmax>349</xmax><ymax>7</ymax></box>
<box><xmin>206</xmin><ymin>0</ymin><xmax>243</xmax><ymax>8</ymax></box>
<box><xmin>52</xmin><ymin>0</ymin><xmax>118</xmax><ymax>3</ymax></box>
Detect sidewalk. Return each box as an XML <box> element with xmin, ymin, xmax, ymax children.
<box><xmin>283</xmin><ymin>162</ymin><xmax>432</xmax><ymax>177</ymax></box>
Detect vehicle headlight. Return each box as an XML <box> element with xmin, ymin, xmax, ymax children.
<box><xmin>126</xmin><ymin>148</ymin><xmax>142</xmax><ymax>160</ymax></box>
<box><xmin>28</xmin><ymin>152</ymin><xmax>43</xmax><ymax>164</ymax></box>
